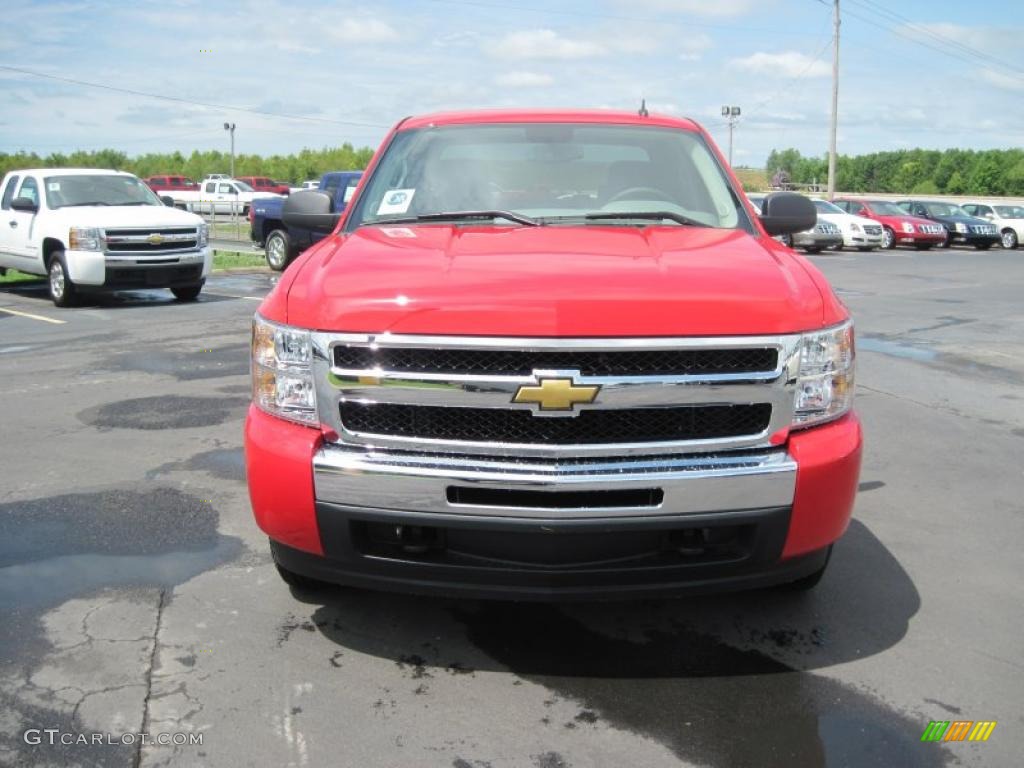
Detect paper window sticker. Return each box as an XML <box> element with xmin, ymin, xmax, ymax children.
<box><xmin>343</xmin><ymin>185</ymin><xmax>357</xmax><ymax>203</ymax></box>
<box><xmin>377</xmin><ymin>189</ymin><xmax>415</xmax><ymax>215</ymax></box>
<box><xmin>47</xmin><ymin>182</ymin><xmax>61</xmax><ymax>191</ymax></box>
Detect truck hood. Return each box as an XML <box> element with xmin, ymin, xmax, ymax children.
<box><xmin>49</xmin><ymin>204</ymin><xmax>204</xmax><ymax>229</ymax></box>
<box><xmin>284</xmin><ymin>224</ymin><xmax>829</xmax><ymax>337</ymax></box>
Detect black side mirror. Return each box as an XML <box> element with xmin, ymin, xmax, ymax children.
<box><xmin>758</xmin><ymin>192</ymin><xmax>816</xmax><ymax>236</ymax></box>
<box><xmin>283</xmin><ymin>190</ymin><xmax>340</xmax><ymax>234</ymax></box>
<box><xmin>10</xmin><ymin>196</ymin><xmax>38</xmax><ymax>213</ymax></box>
<box><xmin>160</xmin><ymin>195</ymin><xmax>175</xmax><ymax>207</ymax></box>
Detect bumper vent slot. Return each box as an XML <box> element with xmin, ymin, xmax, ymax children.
<box><xmin>447</xmin><ymin>486</ymin><xmax>664</xmax><ymax>509</ymax></box>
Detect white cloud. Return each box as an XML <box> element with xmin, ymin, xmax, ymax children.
<box><xmin>979</xmin><ymin>68</ymin><xmax>1024</xmax><ymax>92</ymax></box>
<box><xmin>489</xmin><ymin>29</ymin><xmax>604</xmax><ymax>59</ymax></box>
<box><xmin>729</xmin><ymin>51</ymin><xmax>830</xmax><ymax>78</ymax></box>
<box><xmin>494</xmin><ymin>71</ymin><xmax>554</xmax><ymax>87</ymax></box>
<box><xmin>614</xmin><ymin>0</ymin><xmax>757</xmax><ymax>17</ymax></box>
<box><xmin>329</xmin><ymin>18</ymin><xmax>399</xmax><ymax>43</ymax></box>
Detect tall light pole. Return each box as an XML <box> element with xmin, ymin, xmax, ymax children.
<box><xmin>721</xmin><ymin>106</ymin><xmax>741</xmax><ymax>166</ymax></box>
<box><xmin>827</xmin><ymin>0</ymin><xmax>840</xmax><ymax>200</ymax></box>
<box><xmin>223</xmin><ymin>122</ymin><xmax>236</xmax><ymax>178</ymax></box>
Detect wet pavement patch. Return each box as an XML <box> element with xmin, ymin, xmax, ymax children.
<box><xmin>78</xmin><ymin>395</ymin><xmax>247</xmax><ymax>430</ymax></box>
<box><xmin>101</xmin><ymin>342</ymin><xmax>250</xmax><ymax>381</ymax></box>
<box><xmin>147</xmin><ymin>447</ymin><xmax>246</xmax><ymax>482</ymax></box>
<box><xmin>450</xmin><ymin>603</ymin><xmax>948</xmax><ymax>767</ymax></box>
<box><xmin>858</xmin><ymin>480</ymin><xmax>886</xmax><ymax>492</ymax></box>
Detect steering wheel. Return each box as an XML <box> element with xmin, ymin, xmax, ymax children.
<box><xmin>605</xmin><ymin>186</ymin><xmax>674</xmax><ymax>205</ymax></box>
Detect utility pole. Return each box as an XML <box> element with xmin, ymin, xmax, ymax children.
<box><xmin>827</xmin><ymin>0</ymin><xmax>840</xmax><ymax>200</ymax></box>
<box><xmin>223</xmin><ymin>122</ymin><xmax>236</xmax><ymax>178</ymax></box>
<box><xmin>721</xmin><ymin>105</ymin><xmax>741</xmax><ymax>166</ymax></box>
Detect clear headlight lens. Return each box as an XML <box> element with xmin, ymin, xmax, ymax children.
<box><xmin>902</xmin><ymin>222</ymin><xmax>915</xmax><ymax>233</ymax></box>
<box><xmin>792</xmin><ymin>320</ymin><xmax>855</xmax><ymax>428</ymax></box>
<box><xmin>252</xmin><ymin>314</ymin><xmax>318</xmax><ymax>426</ymax></box>
<box><xmin>955</xmin><ymin>222</ymin><xmax>967</xmax><ymax>233</ymax></box>
<box><xmin>197</xmin><ymin>222</ymin><xmax>209</xmax><ymax>247</ymax></box>
<box><xmin>68</xmin><ymin>227</ymin><xmax>103</xmax><ymax>251</ymax></box>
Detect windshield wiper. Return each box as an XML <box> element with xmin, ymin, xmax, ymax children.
<box><xmin>370</xmin><ymin>210</ymin><xmax>540</xmax><ymax>227</ymax></box>
<box><xmin>580</xmin><ymin>211</ymin><xmax>708</xmax><ymax>227</ymax></box>
<box><xmin>59</xmin><ymin>201</ymin><xmax>111</xmax><ymax>207</ymax></box>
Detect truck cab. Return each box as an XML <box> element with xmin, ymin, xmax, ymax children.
<box><xmin>250</xmin><ymin>171</ymin><xmax>362</xmax><ymax>271</ymax></box>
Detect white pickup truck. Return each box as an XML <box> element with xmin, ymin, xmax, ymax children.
<box><xmin>164</xmin><ymin>178</ymin><xmax>281</xmax><ymax>215</ymax></box>
<box><xmin>0</xmin><ymin>168</ymin><xmax>211</xmax><ymax>306</ymax></box>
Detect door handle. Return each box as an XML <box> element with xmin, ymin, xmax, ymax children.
<box><xmin>8</xmin><ymin>221</ymin><xmax>16</xmax><ymax>228</ymax></box>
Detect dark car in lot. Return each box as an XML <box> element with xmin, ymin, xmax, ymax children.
<box><xmin>897</xmin><ymin>200</ymin><xmax>999</xmax><ymax>250</ymax></box>
<box><xmin>249</xmin><ymin>171</ymin><xmax>362</xmax><ymax>270</ymax></box>
<box><xmin>834</xmin><ymin>197</ymin><xmax>946</xmax><ymax>250</ymax></box>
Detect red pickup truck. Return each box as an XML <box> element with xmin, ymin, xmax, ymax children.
<box><xmin>144</xmin><ymin>175</ymin><xmax>198</xmax><ymax>192</ymax></box>
<box><xmin>237</xmin><ymin>176</ymin><xmax>290</xmax><ymax>195</ymax></box>
<box><xmin>245</xmin><ymin>109</ymin><xmax>861</xmax><ymax>599</ymax></box>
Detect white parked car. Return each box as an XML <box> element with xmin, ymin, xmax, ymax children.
<box><xmin>0</xmin><ymin>168</ymin><xmax>211</xmax><ymax>306</ymax></box>
<box><xmin>960</xmin><ymin>202</ymin><xmax>1024</xmax><ymax>249</ymax></box>
<box><xmin>811</xmin><ymin>198</ymin><xmax>884</xmax><ymax>250</ymax></box>
<box><xmin>165</xmin><ymin>178</ymin><xmax>281</xmax><ymax>215</ymax></box>
<box><xmin>289</xmin><ymin>180</ymin><xmax>320</xmax><ymax>194</ymax></box>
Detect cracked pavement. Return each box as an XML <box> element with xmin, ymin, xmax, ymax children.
<box><xmin>1</xmin><ymin>256</ymin><xmax>1022</xmax><ymax>767</ymax></box>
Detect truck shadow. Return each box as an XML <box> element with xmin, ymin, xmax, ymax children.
<box><xmin>292</xmin><ymin>519</ymin><xmax>945</xmax><ymax>767</ymax></box>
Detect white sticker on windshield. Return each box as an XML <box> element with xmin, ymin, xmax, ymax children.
<box><xmin>377</xmin><ymin>188</ymin><xmax>415</xmax><ymax>215</ymax></box>
<box><xmin>47</xmin><ymin>182</ymin><xmax>61</xmax><ymax>191</ymax></box>
<box><xmin>343</xmin><ymin>184</ymin><xmax>357</xmax><ymax>203</ymax></box>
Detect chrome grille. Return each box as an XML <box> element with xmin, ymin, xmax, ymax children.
<box><xmin>919</xmin><ymin>224</ymin><xmax>945</xmax><ymax>234</ymax></box>
<box><xmin>863</xmin><ymin>224</ymin><xmax>882</xmax><ymax>235</ymax></box>
<box><xmin>814</xmin><ymin>221</ymin><xmax>840</xmax><ymax>235</ymax></box>
<box><xmin>104</xmin><ymin>227</ymin><xmax>198</xmax><ymax>253</ymax></box>
<box><xmin>969</xmin><ymin>224</ymin><xmax>996</xmax><ymax>235</ymax></box>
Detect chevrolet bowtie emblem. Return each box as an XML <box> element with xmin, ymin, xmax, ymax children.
<box><xmin>147</xmin><ymin>233</ymin><xmax>165</xmax><ymax>245</ymax></box>
<box><xmin>513</xmin><ymin>377</ymin><xmax>600</xmax><ymax>412</ymax></box>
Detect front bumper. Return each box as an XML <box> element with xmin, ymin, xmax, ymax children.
<box><xmin>841</xmin><ymin>231</ymin><xmax>884</xmax><ymax>248</ymax></box>
<box><xmin>246</xmin><ymin>407</ymin><xmax>862</xmax><ymax>598</ymax></box>
<box><xmin>65</xmin><ymin>247</ymin><xmax>212</xmax><ymax>287</ymax></box>
<box><xmin>791</xmin><ymin>231</ymin><xmax>844</xmax><ymax>249</ymax></box>
<box><xmin>948</xmin><ymin>232</ymin><xmax>999</xmax><ymax>247</ymax></box>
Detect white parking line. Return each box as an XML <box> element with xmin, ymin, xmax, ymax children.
<box><xmin>204</xmin><ymin>292</ymin><xmax>263</xmax><ymax>301</ymax></box>
<box><xmin>0</xmin><ymin>306</ymin><xmax>66</xmax><ymax>324</ymax></box>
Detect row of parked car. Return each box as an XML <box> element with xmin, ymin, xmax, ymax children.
<box><xmin>748</xmin><ymin>194</ymin><xmax>1023</xmax><ymax>252</ymax></box>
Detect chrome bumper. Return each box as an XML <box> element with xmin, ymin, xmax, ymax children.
<box><xmin>312</xmin><ymin>443</ymin><xmax>797</xmax><ymax>520</ymax></box>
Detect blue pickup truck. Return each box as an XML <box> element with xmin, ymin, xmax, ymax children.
<box><xmin>250</xmin><ymin>171</ymin><xmax>362</xmax><ymax>270</ymax></box>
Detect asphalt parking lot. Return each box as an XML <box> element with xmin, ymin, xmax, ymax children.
<box><xmin>1</xmin><ymin>248</ymin><xmax>1022</xmax><ymax>768</ymax></box>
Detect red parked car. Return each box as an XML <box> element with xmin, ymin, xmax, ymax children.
<box><xmin>144</xmin><ymin>175</ymin><xmax>198</xmax><ymax>192</ymax></box>
<box><xmin>237</xmin><ymin>176</ymin><xmax>290</xmax><ymax>195</ymax></box>
<box><xmin>246</xmin><ymin>109</ymin><xmax>861</xmax><ymax>599</ymax></box>
<box><xmin>833</xmin><ymin>197</ymin><xmax>946</xmax><ymax>250</ymax></box>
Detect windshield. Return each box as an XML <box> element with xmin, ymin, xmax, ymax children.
<box><xmin>866</xmin><ymin>201</ymin><xmax>906</xmax><ymax>216</ymax></box>
<box><xmin>924</xmin><ymin>202</ymin><xmax>968</xmax><ymax>217</ymax></box>
<box><xmin>812</xmin><ymin>199</ymin><xmax>845</xmax><ymax>214</ymax></box>
<box><xmin>349</xmin><ymin>123</ymin><xmax>743</xmax><ymax>229</ymax></box>
<box><xmin>995</xmin><ymin>205</ymin><xmax>1024</xmax><ymax>218</ymax></box>
<box><xmin>234</xmin><ymin>180</ymin><xmax>254</xmax><ymax>192</ymax></box>
<box><xmin>44</xmin><ymin>174</ymin><xmax>162</xmax><ymax>208</ymax></box>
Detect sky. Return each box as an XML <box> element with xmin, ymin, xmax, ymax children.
<box><xmin>0</xmin><ymin>0</ymin><xmax>1022</xmax><ymax>166</ymax></box>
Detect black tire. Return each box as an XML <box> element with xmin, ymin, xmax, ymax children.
<box><xmin>265</xmin><ymin>228</ymin><xmax>292</xmax><ymax>271</ymax></box>
<box><xmin>914</xmin><ymin>243</ymin><xmax>933</xmax><ymax>251</ymax></box>
<box><xmin>803</xmin><ymin>246</ymin><xmax>822</xmax><ymax>254</ymax></box>
<box><xmin>48</xmin><ymin>251</ymin><xmax>77</xmax><ymax>307</ymax></box>
<box><xmin>857</xmin><ymin>247</ymin><xmax>874</xmax><ymax>252</ymax></box>
<box><xmin>974</xmin><ymin>242</ymin><xmax>992</xmax><ymax>251</ymax></box>
<box><xmin>275</xmin><ymin>563</ymin><xmax>331</xmax><ymax>592</ymax></box>
<box><xmin>171</xmin><ymin>282</ymin><xmax>204</xmax><ymax>301</ymax></box>
<box><xmin>781</xmin><ymin>234</ymin><xmax>794</xmax><ymax>248</ymax></box>
<box><xmin>1000</xmin><ymin>229</ymin><xmax>1018</xmax><ymax>249</ymax></box>
<box><xmin>882</xmin><ymin>227</ymin><xmax>895</xmax><ymax>249</ymax></box>
<box><xmin>939</xmin><ymin>231</ymin><xmax>951</xmax><ymax>248</ymax></box>
<box><xmin>782</xmin><ymin>545</ymin><xmax>833</xmax><ymax>591</ymax></box>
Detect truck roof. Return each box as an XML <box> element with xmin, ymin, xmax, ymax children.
<box><xmin>6</xmin><ymin>168</ymin><xmax>131</xmax><ymax>177</ymax></box>
<box><xmin>398</xmin><ymin>108</ymin><xmax>701</xmax><ymax>132</ymax></box>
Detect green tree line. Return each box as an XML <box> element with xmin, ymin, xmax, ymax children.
<box><xmin>766</xmin><ymin>147</ymin><xmax>1024</xmax><ymax>196</ymax></box>
<box><xmin>0</xmin><ymin>144</ymin><xmax>376</xmax><ymax>184</ymax></box>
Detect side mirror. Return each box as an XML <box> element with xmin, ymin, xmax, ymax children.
<box><xmin>758</xmin><ymin>192</ymin><xmax>817</xmax><ymax>236</ymax></box>
<box><xmin>10</xmin><ymin>196</ymin><xmax>38</xmax><ymax>213</ymax></box>
<box><xmin>283</xmin><ymin>190</ymin><xmax>340</xmax><ymax>233</ymax></box>
<box><xmin>160</xmin><ymin>195</ymin><xmax>175</xmax><ymax>207</ymax></box>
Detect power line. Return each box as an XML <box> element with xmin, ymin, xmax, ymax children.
<box><xmin>0</xmin><ymin>65</ymin><xmax>391</xmax><ymax>128</ymax></box>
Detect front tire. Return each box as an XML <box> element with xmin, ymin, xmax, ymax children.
<box><xmin>265</xmin><ymin>228</ymin><xmax>292</xmax><ymax>271</ymax></box>
<box><xmin>803</xmin><ymin>246</ymin><xmax>822</xmax><ymax>254</ymax></box>
<box><xmin>914</xmin><ymin>243</ymin><xmax>933</xmax><ymax>251</ymax></box>
<box><xmin>1001</xmin><ymin>229</ymin><xmax>1018</xmax><ymax>249</ymax></box>
<box><xmin>975</xmin><ymin>242</ymin><xmax>992</xmax><ymax>251</ymax></box>
<box><xmin>171</xmin><ymin>282</ymin><xmax>204</xmax><ymax>301</ymax></box>
<box><xmin>48</xmin><ymin>251</ymin><xmax>77</xmax><ymax>307</ymax></box>
<box><xmin>882</xmin><ymin>227</ymin><xmax>895</xmax><ymax>249</ymax></box>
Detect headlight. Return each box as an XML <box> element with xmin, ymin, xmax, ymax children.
<box><xmin>849</xmin><ymin>222</ymin><xmax>861</xmax><ymax>232</ymax></box>
<box><xmin>68</xmin><ymin>227</ymin><xmax>103</xmax><ymax>251</ymax></box>
<box><xmin>197</xmin><ymin>223</ymin><xmax>209</xmax><ymax>247</ymax></box>
<box><xmin>955</xmin><ymin>222</ymin><xmax>967</xmax><ymax>233</ymax></box>
<box><xmin>252</xmin><ymin>314</ymin><xmax>318</xmax><ymax>426</ymax></box>
<box><xmin>902</xmin><ymin>222</ymin><xmax>915</xmax><ymax>234</ymax></box>
<box><xmin>791</xmin><ymin>320</ymin><xmax>855</xmax><ymax>428</ymax></box>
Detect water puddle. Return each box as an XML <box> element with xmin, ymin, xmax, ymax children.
<box><xmin>858</xmin><ymin>336</ymin><xmax>938</xmax><ymax>362</ymax></box>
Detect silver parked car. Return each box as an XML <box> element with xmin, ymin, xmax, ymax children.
<box><xmin>748</xmin><ymin>194</ymin><xmax>844</xmax><ymax>253</ymax></box>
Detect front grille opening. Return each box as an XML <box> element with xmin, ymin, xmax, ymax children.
<box><xmin>351</xmin><ymin>520</ymin><xmax>755</xmax><ymax>568</ymax></box>
<box><xmin>334</xmin><ymin>345</ymin><xmax>778</xmax><ymax>377</ymax></box>
<box><xmin>340</xmin><ymin>402</ymin><xmax>772</xmax><ymax>444</ymax></box>
<box><xmin>447</xmin><ymin>486</ymin><xmax>663</xmax><ymax>509</ymax></box>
